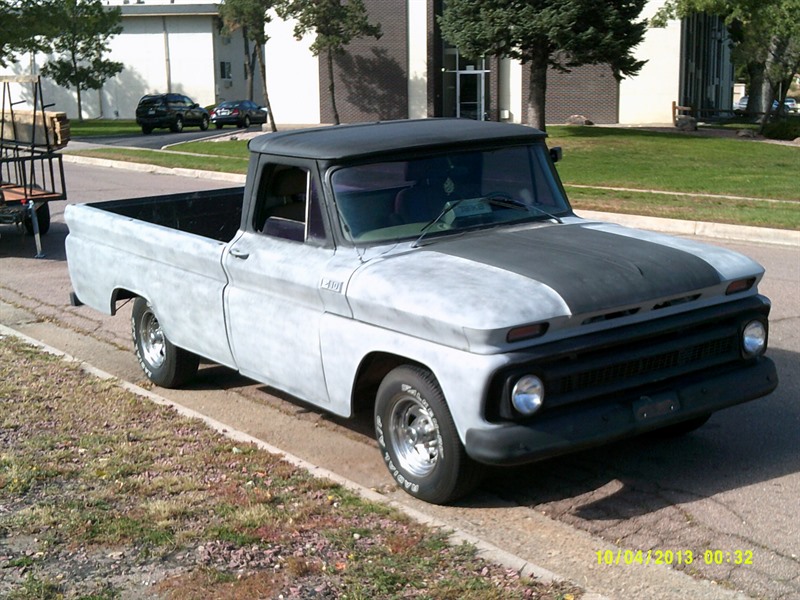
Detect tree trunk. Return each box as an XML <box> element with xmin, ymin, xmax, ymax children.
<box><xmin>758</xmin><ymin>36</ymin><xmax>783</xmax><ymax>132</ymax></box>
<box><xmin>526</xmin><ymin>50</ymin><xmax>548</xmax><ymax>131</ymax></box>
<box><xmin>327</xmin><ymin>50</ymin><xmax>340</xmax><ymax>125</ymax></box>
<box><xmin>71</xmin><ymin>51</ymin><xmax>83</xmax><ymax>120</ymax></box>
<box><xmin>243</xmin><ymin>27</ymin><xmax>254</xmax><ymax>102</ymax></box>
<box><xmin>746</xmin><ymin>62</ymin><xmax>767</xmax><ymax>117</ymax></box>
<box><xmin>255</xmin><ymin>42</ymin><xmax>277</xmax><ymax>132</ymax></box>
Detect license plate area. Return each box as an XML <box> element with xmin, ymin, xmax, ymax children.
<box><xmin>633</xmin><ymin>392</ymin><xmax>680</xmax><ymax>422</ymax></box>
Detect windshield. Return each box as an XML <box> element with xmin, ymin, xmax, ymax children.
<box><xmin>331</xmin><ymin>144</ymin><xmax>569</xmax><ymax>244</ymax></box>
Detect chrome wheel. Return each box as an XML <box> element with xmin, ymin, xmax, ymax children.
<box><xmin>131</xmin><ymin>297</ymin><xmax>199</xmax><ymax>388</ymax></box>
<box><xmin>139</xmin><ymin>308</ymin><xmax>166</xmax><ymax>369</ymax></box>
<box><xmin>388</xmin><ymin>394</ymin><xmax>441</xmax><ymax>478</ymax></box>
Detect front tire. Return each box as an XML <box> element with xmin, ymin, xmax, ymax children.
<box><xmin>131</xmin><ymin>298</ymin><xmax>199</xmax><ymax>388</ymax></box>
<box><xmin>199</xmin><ymin>115</ymin><xmax>209</xmax><ymax>131</ymax></box>
<box><xmin>375</xmin><ymin>366</ymin><xmax>483</xmax><ymax>504</ymax></box>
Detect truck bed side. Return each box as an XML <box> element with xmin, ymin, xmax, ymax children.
<box><xmin>65</xmin><ymin>188</ymin><xmax>244</xmax><ymax>368</ymax></box>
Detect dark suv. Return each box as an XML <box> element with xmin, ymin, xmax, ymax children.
<box><xmin>135</xmin><ymin>93</ymin><xmax>209</xmax><ymax>134</ymax></box>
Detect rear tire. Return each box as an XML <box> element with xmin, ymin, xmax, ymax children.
<box><xmin>170</xmin><ymin>116</ymin><xmax>184</xmax><ymax>133</ymax></box>
<box><xmin>375</xmin><ymin>365</ymin><xmax>483</xmax><ymax>504</ymax></box>
<box><xmin>141</xmin><ymin>125</ymin><xmax>153</xmax><ymax>135</ymax></box>
<box><xmin>131</xmin><ymin>298</ymin><xmax>199</xmax><ymax>388</ymax></box>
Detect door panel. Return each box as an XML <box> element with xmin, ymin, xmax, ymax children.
<box><xmin>223</xmin><ymin>232</ymin><xmax>334</xmax><ymax>404</ymax></box>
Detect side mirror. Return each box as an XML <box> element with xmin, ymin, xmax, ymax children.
<box><xmin>549</xmin><ymin>147</ymin><xmax>563</xmax><ymax>163</ymax></box>
<box><xmin>191</xmin><ymin>103</ymin><xmax>200</xmax><ymax>109</ymax></box>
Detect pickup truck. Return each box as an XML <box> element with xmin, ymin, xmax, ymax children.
<box><xmin>65</xmin><ymin>119</ymin><xmax>778</xmax><ymax>504</ymax></box>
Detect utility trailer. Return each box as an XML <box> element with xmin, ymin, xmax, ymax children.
<box><xmin>0</xmin><ymin>75</ymin><xmax>68</xmax><ymax>257</ymax></box>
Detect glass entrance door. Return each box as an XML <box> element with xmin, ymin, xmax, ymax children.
<box><xmin>443</xmin><ymin>48</ymin><xmax>489</xmax><ymax>120</ymax></box>
<box><xmin>458</xmin><ymin>70</ymin><xmax>484</xmax><ymax>120</ymax></box>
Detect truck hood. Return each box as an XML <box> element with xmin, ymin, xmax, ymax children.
<box><xmin>344</xmin><ymin>222</ymin><xmax>761</xmax><ymax>352</ymax></box>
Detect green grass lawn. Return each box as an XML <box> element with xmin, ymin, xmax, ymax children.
<box><xmin>65</xmin><ymin>123</ymin><xmax>800</xmax><ymax>229</ymax></box>
<box><xmin>69</xmin><ymin>118</ymin><xmax>141</xmax><ymax>137</ymax></box>
<box><xmin>548</xmin><ymin>126</ymin><xmax>798</xmax><ymax>201</ymax></box>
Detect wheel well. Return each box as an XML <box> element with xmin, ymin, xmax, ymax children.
<box><xmin>110</xmin><ymin>288</ymin><xmax>138</xmax><ymax>315</ymax></box>
<box><xmin>351</xmin><ymin>352</ymin><xmax>428</xmax><ymax>416</ymax></box>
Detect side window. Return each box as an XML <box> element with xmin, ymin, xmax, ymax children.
<box><xmin>253</xmin><ymin>165</ymin><xmax>326</xmax><ymax>244</ymax></box>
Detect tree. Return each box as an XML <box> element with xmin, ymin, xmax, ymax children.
<box><xmin>653</xmin><ymin>0</ymin><xmax>800</xmax><ymax>122</ymax></box>
<box><xmin>40</xmin><ymin>0</ymin><xmax>123</xmax><ymax>120</ymax></box>
<box><xmin>278</xmin><ymin>0</ymin><xmax>381</xmax><ymax>125</ymax></box>
<box><xmin>0</xmin><ymin>0</ymin><xmax>54</xmax><ymax>68</ymax></box>
<box><xmin>219</xmin><ymin>0</ymin><xmax>278</xmax><ymax>132</ymax></box>
<box><xmin>439</xmin><ymin>0</ymin><xmax>648</xmax><ymax>131</ymax></box>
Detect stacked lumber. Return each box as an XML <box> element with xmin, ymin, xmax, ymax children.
<box><xmin>0</xmin><ymin>110</ymin><xmax>70</xmax><ymax>149</ymax></box>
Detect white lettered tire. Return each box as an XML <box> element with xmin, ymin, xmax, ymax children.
<box><xmin>375</xmin><ymin>365</ymin><xmax>483</xmax><ymax>504</ymax></box>
<box><xmin>131</xmin><ymin>297</ymin><xmax>199</xmax><ymax>388</ymax></box>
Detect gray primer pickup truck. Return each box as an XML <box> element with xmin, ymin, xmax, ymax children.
<box><xmin>65</xmin><ymin>119</ymin><xmax>778</xmax><ymax>503</ymax></box>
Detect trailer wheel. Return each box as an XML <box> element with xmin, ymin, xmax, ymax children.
<box><xmin>375</xmin><ymin>365</ymin><xmax>483</xmax><ymax>504</ymax></box>
<box><xmin>131</xmin><ymin>298</ymin><xmax>199</xmax><ymax>388</ymax></box>
<box><xmin>23</xmin><ymin>203</ymin><xmax>50</xmax><ymax>235</ymax></box>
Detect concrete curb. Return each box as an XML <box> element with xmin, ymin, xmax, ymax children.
<box><xmin>61</xmin><ymin>153</ymin><xmax>798</xmax><ymax>248</ymax></box>
<box><xmin>62</xmin><ymin>152</ymin><xmax>247</xmax><ymax>185</ymax></box>
<box><xmin>0</xmin><ymin>323</ymin><xmax>608</xmax><ymax>600</ymax></box>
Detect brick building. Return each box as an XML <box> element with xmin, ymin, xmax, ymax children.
<box><xmin>2</xmin><ymin>0</ymin><xmax>733</xmax><ymax>126</ymax></box>
<box><xmin>269</xmin><ymin>0</ymin><xmax>732</xmax><ymax>126</ymax></box>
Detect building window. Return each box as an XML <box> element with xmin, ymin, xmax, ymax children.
<box><xmin>220</xmin><ymin>61</ymin><xmax>232</xmax><ymax>80</ymax></box>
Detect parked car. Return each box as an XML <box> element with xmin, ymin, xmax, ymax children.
<box><xmin>735</xmin><ymin>95</ymin><xmax>799</xmax><ymax>114</ymax></box>
<box><xmin>209</xmin><ymin>100</ymin><xmax>268</xmax><ymax>129</ymax></box>
<box><xmin>135</xmin><ymin>93</ymin><xmax>210</xmax><ymax>135</ymax></box>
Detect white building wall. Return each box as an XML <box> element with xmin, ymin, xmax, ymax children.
<box><xmin>619</xmin><ymin>0</ymin><xmax>682</xmax><ymax>124</ymax></box>
<box><xmin>163</xmin><ymin>17</ymin><xmax>216</xmax><ymax>106</ymax></box>
<box><xmin>407</xmin><ymin>0</ymin><xmax>428</xmax><ymax>119</ymax></box>
<box><xmin>502</xmin><ymin>59</ymin><xmax>523</xmax><ymax>123</ymax></box>
<box><xmin>101</xmin><ymin>16</ymin><xmax>169</xmax><ymax>119</ymax></box>
<box><xmin>264</xmin><ymin>16</ymin><xmax>320</xmax><ymax>125</ymax></box>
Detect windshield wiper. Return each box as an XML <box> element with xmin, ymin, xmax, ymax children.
<box><xmin>411</xmin><ymin>196</ymin><xmax>563</xmax><ymax>248</ymax></box>
<box><xmin>411</xmin><ymin>197</ymin><xmax>471</xmax><ymax>248</ymax></box>
<box><xmin>485</xmin><ymin>196</ymin><xmax>564</xmax><ymax>224</ymax></box>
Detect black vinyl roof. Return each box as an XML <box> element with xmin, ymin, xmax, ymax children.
<box><xmin>247</xmin><ymin>119</ymin><xmax>546</xmax><ymax>161</ymax></box>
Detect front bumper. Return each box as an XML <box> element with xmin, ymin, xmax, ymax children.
<box><xmin>465</xmin><ymin>356</ymin><xmax>777</xmax><ymax>466</ymax></box>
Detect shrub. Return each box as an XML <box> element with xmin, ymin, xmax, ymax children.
<box><xmin>762</xmin><ymin>118</ymin><xmax>800</xmax><ymax>140</ymax></box>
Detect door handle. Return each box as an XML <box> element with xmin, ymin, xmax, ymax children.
<box><xmin>229</xmin><ymin>248</ymin><xmax>250</xmax><ymax>260</ymax></box>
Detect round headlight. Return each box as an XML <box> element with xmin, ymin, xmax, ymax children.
<box><xmin>742</xmin><ymin>320</ymin><xmax>767</xmax><ymax>357</ymax></box>
<box><xmin>511</xmin><ymin>375</ymin><xmax>545</xmax><ymax>416</ymax></box>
